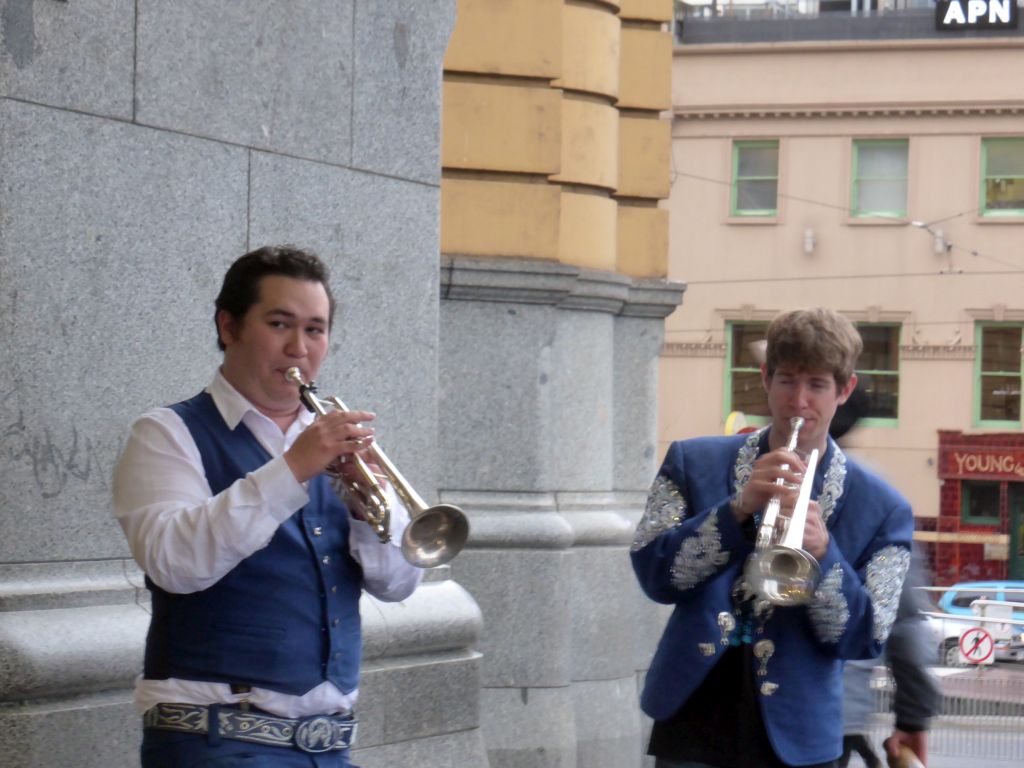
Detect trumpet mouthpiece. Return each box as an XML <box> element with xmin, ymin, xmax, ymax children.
<box><xmin>285</xmin><ymin>367</ymin><xmax>305</xmax><ymax>386</ymax></box>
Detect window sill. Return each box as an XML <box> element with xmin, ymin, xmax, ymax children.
<box><xmin>975</xmin><ymin>214</ymin><xmax>1024</xmax><ymax>225</ymax></box>
<box><xmin>855</xmin><ymin>418</ymin><xmax>898</xmax><ymax>429</ymax></box>
<box><xmin>959</xmin><ymin>519</ymin><xmax>1002</xmax><ymax>529</ymax></box>
<box><xmin>975</xmin><ymin>419</ymin><xmax>1022</xmax><ymax>429</ymax></box>
<box><xmin>725</xmin><ymin>216</ymin><xmax>778</xmax><ymax>226</ymax></box>
<box><xmin>845</xmin><ymin>216</ymin><xmax>909</xmax><ymax>227</ymax></box>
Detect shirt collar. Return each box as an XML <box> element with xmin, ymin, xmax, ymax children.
<box><xmin>207</xmin><ymin>368</ymin><xmax>315</xmax><ymax>431</ymax></box>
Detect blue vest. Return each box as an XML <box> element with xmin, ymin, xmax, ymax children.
<box><xmin>143</xmin><ymin>392</ymin><xmax>363</xmax><ymax>695</ymax></box>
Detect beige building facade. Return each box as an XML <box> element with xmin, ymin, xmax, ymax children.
<box><xmin>663</xmin><ymin>10</ymin><xmax>1024</xmax><ymax>584</ymax></box>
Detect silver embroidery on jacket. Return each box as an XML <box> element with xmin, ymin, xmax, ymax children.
<box><xmin>670</xmin><ymin>513</ymin><xmax>729</xmax><ymax>591</ymax></box>
<box><xmin>731</xmin><ymin>429</ymin><xmax>847</xmax><ymax>524</ymax></box>
<box><xmin>631</xmin><ymin>474</ymin><xmax>687</xmax><ymax>552</ymax></box>
<box><xmin>866</xmin><ymin>545</ymin><xmax>911</xmax><ymax>642</ymax></box>
<box><xmin>733</xmin><ymin>429</ymin><xmax>764</xmax><ymax>496</ymax></box>
<box><xmin>809</xmin><ymin>563</ymin><xmax>850</xmax><ymax>643</ymax></box>
<box><xmin>818</xmin><ymin>445</ymin><xmax>846</xmax><ymax>525</ymax></box>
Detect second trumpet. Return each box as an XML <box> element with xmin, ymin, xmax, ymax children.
<box><xmin>744</xmin><ymin>416</ymin><xmax>821</xmax><ymax>606</ymax></box>
<box><xmin>286</xmin><ymin>367</ymin><xmax>469</xmax><ymax>568</ymax></box>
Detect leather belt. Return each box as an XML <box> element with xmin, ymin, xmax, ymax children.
<box><xmin>144</xmin><ymin>702</ymin><xmax>357</xmax><ymax>754</ymax></box>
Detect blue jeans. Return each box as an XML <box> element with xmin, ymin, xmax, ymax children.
<box><xmin>141</xmin><ymin>728</ymin><xmax>356</xmax><ymax>768</ymax></box>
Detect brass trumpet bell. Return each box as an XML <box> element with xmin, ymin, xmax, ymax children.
<box><xmin>403</xmin><ymin>502</ymin><xmax>469</xmax><ymax>569</ymax></box>
<box><xmin>286</xmin><ymin>367</ymin><xmax>469</xmax><ymax>568</ymax></box>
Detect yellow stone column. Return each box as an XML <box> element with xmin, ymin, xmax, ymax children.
<box><xmin>442</xmin><ymin>0</ymin><xmax>672</xmax><ymax>279</ymax></box>
<box><xmin>616</xmin><ymin>0</ymin><xmax>673</xmax><ymax>278</ymax></box>
<box><xmin>549</xmin><ymin>1</ymin><xmax>621</xmax><ymax>272</ymax></box>
<box><xmin>442</xmin><ymin>0</ymin><xmax>564</xmax><ymax>261</ymax></box>
<box><xmin>439</xmin><ymin>5</ymin><xmax>681</xmax><ymax>767</ymax></box>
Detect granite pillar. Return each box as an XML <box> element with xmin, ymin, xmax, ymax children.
<box><xmin>440</xmin><ymin>257</ymin><xmax>683</xmax><ymax>767</ymax></box>
<box><xmin>1</xmin><ymin>2</ymin><xmax>486</xmax><ymax>765</ymax></box>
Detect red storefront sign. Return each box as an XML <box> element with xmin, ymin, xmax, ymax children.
<box><xmin>939</xmin><ymin>442</ymin><xmax>1024</xmax><ymax>481</ymax></box>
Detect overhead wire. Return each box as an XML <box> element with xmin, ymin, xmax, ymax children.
<box><xmin>668</xmin><ymin>163</ymin><xmax>1024</xmax><ymax>276</ymax></box>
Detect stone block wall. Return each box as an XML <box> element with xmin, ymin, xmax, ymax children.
<box><xmin>0</xmin><ymin>2</ymin><xmax>485</xmax><ymax>766</ymax></box>
<box><xmin>439</xmin><ymin>259</ymin><xmax>682</xmax><ymax>767</ymax></box>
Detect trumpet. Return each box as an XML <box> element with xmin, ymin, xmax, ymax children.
<box><xmin>744</xmin><ymin>416</ymin><xmax>821</xmax><ymax>606</ymax></box>
<box><xmin>285</xmin><ymin>367</ymin><xmax>469</xmax><ymax>568</ymax></box>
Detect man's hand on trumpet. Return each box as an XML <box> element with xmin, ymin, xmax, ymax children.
<box><xmin>731</xmin><ymin>447</ymin><xmax>830</xmax><ymax>559</ymax></box>
<box><xmin>284</xmin><ymin>408</ymin><xmax>376</xmax><ymax>483</ymax></box>
<box><xmin>731</xmin><ymin>447</ymin><xmax>806</xmax><ymax>522</ymax></box>
<box><xmin>800</xmin><ymin>502</ymin><xmax>830</xmax><ymax>560</ymax></box>
<box><xmin>331</xmin><ymin>449</ymin><xmax>391</xmax><ymax>493</ymax></box>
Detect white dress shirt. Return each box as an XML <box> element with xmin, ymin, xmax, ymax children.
<box><xmin>114</xmin><ymin>370</ymin><xmax>423</xmax><ymax>716</ymax></box>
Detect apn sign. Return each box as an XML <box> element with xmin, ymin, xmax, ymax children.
<box><xmin>936</xmin><ymin>0</ymin><xmax>1020</xmax><ymax>29</ymax></box>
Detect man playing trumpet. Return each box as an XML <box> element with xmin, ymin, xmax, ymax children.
<box><xmin>632</xmin><ymin>307</ymin><xmax>914</xmax><ymax>767</ymax></box>
<box><xmin>114</xmin><ymin>245</ymin><xmax>423</xmax><ymax>767</ymax></box>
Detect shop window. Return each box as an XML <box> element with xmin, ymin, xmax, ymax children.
<box><xmin>976</xmin><ymin>323</ymin><xmax>1022</xmax><ymax>425</ymax></box>
<box><xmin>732</xmin><ymin>141</ymin><xmax>779</xmax><ymax>217</ymax></box>
<box><xmin>851</xmin><ymin>139</ymin><xmax>908</xmax><ymax>218</ymax></box>
<box><xmin>726</xmin><ymin>321</ymin><xmax>770</xmax><ymax>419</ymax></box>
<box><xmin>961</xmin><ymin>480</ymin><xmax>1001</xmax><ymax>527</ymax></box>
<box><xmin>981</xmin><ymin>138</ymin><xmax>1024</xmax><ymax>217</ymax></box>
<box><xmin>855</xmin><ymin>324</ymin><xmax>899</xmax><ymax>422</ymax></box>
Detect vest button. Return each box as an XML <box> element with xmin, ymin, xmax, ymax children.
<box><xmin>322</xmin><ymin>555</ymin><xmax>330</xmax><ymax>565</ymax></box>
<box><xmin>313</xmin><ymin>526</ymin><xmax>323</xmax><ymax>536</ymax></box>
<box><xmin>331</xmin><ymin>586</ymin><xmax>337</xmax><ymax>593</ymax></box>
<box><xmin>334</xmin><ymin>652</ymin><xmax>342</xmax><ymax>660</ymax></box>
<box><xmin>332</xmin><ymin>618</ymin><xmax>339</xmax><ymax>627</ymax></box>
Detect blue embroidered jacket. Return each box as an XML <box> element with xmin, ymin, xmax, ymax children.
<box><xmin>631</xmin><ymin>430</ymin><xmax>913</xmax><ymax>767</ymax></box>
<box><xmin>143</xmin><ymin>392</ymin><xmax>364</xmax><ymax>695</ymax></box>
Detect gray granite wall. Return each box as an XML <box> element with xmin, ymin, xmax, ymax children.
<box><xmin>0</xmin><ymin>2</ymin><xmax>487</xmax><ymax>766</ymax></box>
<box><xmin>439</xmin><ymin>258</ymin><xmax>684</xmax><ymax>768</ymax></box>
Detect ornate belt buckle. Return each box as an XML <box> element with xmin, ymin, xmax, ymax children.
<box><xmin>295</xmin><ymin>715</ymin><xmax>339</xmax><ymax>753</ymax></box>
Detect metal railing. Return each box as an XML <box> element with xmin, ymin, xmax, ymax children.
<box><xmin>865</xmin><ymin>668</ymin><xmax>1024</xmax><ymax>762</ymax></box>
<box><xmin>674</xmin><ymin>0</ymin><xmax>937</xmax><ymax>21</ymax></box>
<box><xmin>676</xmin><ymin>1</ymin><xmax>820</xmax><ymax>21</ymax></box>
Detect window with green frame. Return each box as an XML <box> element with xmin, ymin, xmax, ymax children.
<box><xmin>981</xmin><ymin>137</ymin><xmax>1024</xmax><ymax>217</ymax></box>
<box><xmin>976</xmin><ymin>323</ymin><xmax>1022</xmax><ymax>425</ymax></box>
<box><xmin>726</xmin><ymin>322</ymin><xmax>900</xmax><ymax>422</ymax></box>
<box><xmin>855</xmin><ymin>324</ymin><xmax>900</xmax><ymax>421</ymax></box>
<box><xmin>961</xmin><ymin>480</ymin><xmax>1001</xmax><ymax>527</ymax></box>
<box><xmin>726</xmin><ymin>322</ymin><xmax>770</xmax><ymax>418</ymax></box>
<box><xmin>732</xmin><ymin>141</ymin><xmax>779</xmax><ymax>217</ymax></box>
<box><xmin>851</xmin><ymin>139</ymin><xmax>908</xmax><ymax>218</ymax></box>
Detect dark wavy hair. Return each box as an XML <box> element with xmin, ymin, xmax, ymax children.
<box><xmin>213</xmin><ymin>245</ymin><xmax>335</xmax><ymax>351</ymax></box>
